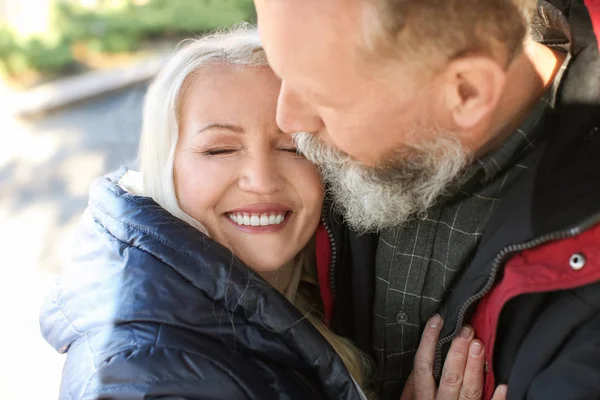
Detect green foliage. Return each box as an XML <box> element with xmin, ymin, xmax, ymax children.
<box><xmin>55</xmin><ymin>0</ymin><xmax>256</xmax><ymax>52</ymax></box>
<box><xmin>22</xmin><ymin>37</ymin><xmax>75</xmax><ymax>73</ymax></box>
<box><xmin>0</xmin><ymin>27</ymin><xmax>17</xmax><ymax>75</ymax></box>
<box><xmin>3</xmin><ymin>0</ymin><xmax>256</xmax><ymax>79</ymax></box>
<box><xmin>0</xmin><ymin>29</ymin><xmax>75</xmax><ymax>77</ymax></box>
<box><xmin>0</xmin><ymin>27</ymin><xmax>17</xmax><ymax>57</ymax></box>
<box><xmin>86</xmin><ymin>33</ymin><xmax>139</xmax><ymax>53</ymax></box>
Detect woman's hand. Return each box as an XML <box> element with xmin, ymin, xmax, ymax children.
<box><xmin>400</xmin><ymin>314</ymin><xmax>507</xmax><ymax>400</ymax></box>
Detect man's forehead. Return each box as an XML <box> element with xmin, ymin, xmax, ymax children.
<box><xmin>256</xmin><ymin>0</ymin><xmax>369</xmax><ymax>80</ymax></box>
<box><xmin>257</xmin><ymin>0</ymin><xmax>358</xmax><ymax>14</ymax></box>
<box><xmin>256</xmin><ymin>0</ymin><xmax>362</xmax><ymax>44</ymax></box>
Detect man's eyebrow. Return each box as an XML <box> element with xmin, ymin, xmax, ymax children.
<box><xmin>195</xmin><ymin>123</ymin><xmax>245</xmax><ymax>136</ymax></box>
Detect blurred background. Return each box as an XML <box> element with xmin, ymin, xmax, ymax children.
<box><xmin>0</xmin><ymin>0</ymin><xmax>255</xmax><ymax>397</ymax></box>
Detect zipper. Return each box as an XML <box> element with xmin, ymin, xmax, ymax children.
<box><xmin>321</xmin><ymin>204</ymin><xmax>339</xmax><ymax>299</ymax></box>
<box><xmin>433</xmin><ymin>212</ymin><xmax>600</xmax><ymax>378</ymax></box>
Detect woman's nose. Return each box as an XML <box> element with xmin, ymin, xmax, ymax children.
<box><xmin>238</xmin><ymin>153</ymin><xmax>286</xmax><ymax>195</ymax></box>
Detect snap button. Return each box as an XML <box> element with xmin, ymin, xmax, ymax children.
<box><xmin>417</xmin><ymin>211</ymin><xmax>429</xmax><ymax>221</ymax></box>
<box><xmin>569</xmin><ymin>253</ymin><xmax>586</xmax><ymax>270</ymax></box>
<box><xmin>395</xmin><ymin>311</ymin><xmax>409</xmax><ymax>324</ymax></box>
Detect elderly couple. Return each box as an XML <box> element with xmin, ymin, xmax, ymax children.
<box><xmin>40</xmin><ymin>1</ymin><xmax>600</xmax><ymax>399</ymax></box>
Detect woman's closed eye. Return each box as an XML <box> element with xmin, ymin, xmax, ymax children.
<box><xmin>198</xmin><ymin>146</ymin><xmax>305</xmax><ymax>157</ymax></box>
<box><xmin>277</xmin><ymin>146</ymin><xmax>305</xmax><ymax>157</ymax></box>
<box><xmin>201</xmin><ymin>147</ymin><xmax>240</xmax><ymax>156</ymax></box>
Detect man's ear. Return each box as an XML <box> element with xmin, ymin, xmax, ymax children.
<box><xmin>441</xmin><ymin>56</ymin><xmax>506</xmax><ymax>130</ymax></box>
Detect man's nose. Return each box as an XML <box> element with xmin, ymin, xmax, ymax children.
<box><xmin>276</xmin><ymin>81</ymin><xmax>324</xmax><ymax>135</ymax></box>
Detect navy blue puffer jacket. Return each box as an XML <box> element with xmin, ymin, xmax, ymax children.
<box><xmin>40</xmin><ymin>171</ymin><xmax>364</xmax><ymax>400</ymax></box>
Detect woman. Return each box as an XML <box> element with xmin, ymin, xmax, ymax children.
<box><xmin>40</xmin><ymin>26</ymin><xmax>494</xmax><ymax>400</ymax></box>
<box><xmin>40</xmin><ymin>26</ymin><xmax>371</xmax><ymax>400</ymax></box>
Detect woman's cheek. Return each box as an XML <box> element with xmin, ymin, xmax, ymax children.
<box><xmin>175</xmin><ymin>158</ymin><xmax>233</xmax><ymax>220</ymax></box>
<box><xmin>298</xmin><ymin>159</ymin><xmax>324</xmax><ymax>195</ymax></box>
<box><xmin>289</xmin><ymin>159</ymin><xmax>325</xmax><ymax>215</ymax></box>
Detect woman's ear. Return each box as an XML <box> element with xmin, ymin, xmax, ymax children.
<box><xmin>441</xmin><ymin>56</ymin><xmax>507</xmax><ymax>130</ymax></box>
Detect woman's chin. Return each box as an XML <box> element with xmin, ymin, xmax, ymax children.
<box><xmin>244</xmin><ymin>258</ymin><xmax>291</xmax><ymax>275</ymax></box>
<box><xmin>229</xmin><ymin>240</ymin><xmax>299</xmax><ymax>274</ymax></box>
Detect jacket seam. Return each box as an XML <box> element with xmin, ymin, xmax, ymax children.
<box><xmin>54</xmin><ymin>286</ymin><xmax>83</xmax><ymax>336</ymax></box>
<box><xmin>81</xmin><ymin>334</ymin><xmax>100</xmax><ymax>398</ymax></box>
<box><xmin>155</xmin><ymin>324</ymin><xmax>161</xmax><ymax>348</ymax></box>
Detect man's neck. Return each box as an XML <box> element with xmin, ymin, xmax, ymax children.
<box><xmin>477</xmin><ymin>41</ymin><xmax>567</xmax><ymax>157</ymax></box>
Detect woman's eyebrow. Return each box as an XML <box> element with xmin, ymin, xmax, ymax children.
<box><xmin>195</xmin><ymin>123</ymin><xmax>245</xmax><ymax>136</ymax></box>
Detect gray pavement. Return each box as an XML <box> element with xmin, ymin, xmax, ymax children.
<box><xmin>10</xmin><ymin>55</ymin><xmax>168</xmax><ymax>116</ymax></box>
<box><xmin>0</xmin><ymin>84</ymin><xmax>148</xmax><ymax>398</ymax></box>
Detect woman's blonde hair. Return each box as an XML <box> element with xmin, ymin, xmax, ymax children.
<box><xmin>136</xmin><ymin>24</ymin><xmax>372</xmax><ymax>395</ymax></box>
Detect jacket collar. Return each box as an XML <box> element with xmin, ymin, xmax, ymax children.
<box><xmin>43</xmin><ymin>170</ymin><xmax>362</xmax><ymax>399</ymax></box>
<box><xmin>531</xmin><ymin>0</ymin><xmax>600</xmax><ymax>235</ymax></box>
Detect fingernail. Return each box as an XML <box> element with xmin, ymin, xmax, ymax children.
<box><xmin>459</xmin><ymin>325</ymin><xmax>473</xmax><ymax>339</ymax></box>
<box><xmin>496</xmin><ymin>385</ymin><xmax>508</xmax><ymax>395</ymax></box>
<box><xmin>429</xmin><ymin>314</ymin><xmax>443</xmax><ymax>328</ymax></box>
<box><xmin>470</xmin><ymin>341</ymin><xmax>483</xmax><ymax>356</ymax></box>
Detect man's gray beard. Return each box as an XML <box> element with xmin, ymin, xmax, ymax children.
<box><xmin>293</xmin><ymin>131</ymin><xmax>470</xmax><ymax>232</ymax></box>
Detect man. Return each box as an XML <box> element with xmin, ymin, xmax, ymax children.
<box><xmin>254</xmin><ymin>0</ymin><xmax>600</xmax><ymax>399</ymax></box>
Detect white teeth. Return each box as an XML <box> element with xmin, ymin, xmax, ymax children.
<box><xmin>228</xmin><ymin>212</ymin><xmax>287</xmax><ymax>227</ymax></box>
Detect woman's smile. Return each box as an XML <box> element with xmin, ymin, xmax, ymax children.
<box><xmin>225</xmin><ymin>202</ymin><xmax>292</xmax><ymax>233</ymax></box>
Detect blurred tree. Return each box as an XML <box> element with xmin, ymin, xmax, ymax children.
<box><xmin>2</xmin><ymin>0</ymin><xmax>257</xmax><ymax>82</ymax></box>
<box><xmin>0</xmin><ymin>27</ymin><xmax>17</xmax><ymax>76</ymax></box>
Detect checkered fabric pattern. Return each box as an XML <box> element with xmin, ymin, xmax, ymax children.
<box><xmin>372</xmin><ymin>57</ymin><xmax>569</xmax><ymax>399</ymax></box>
